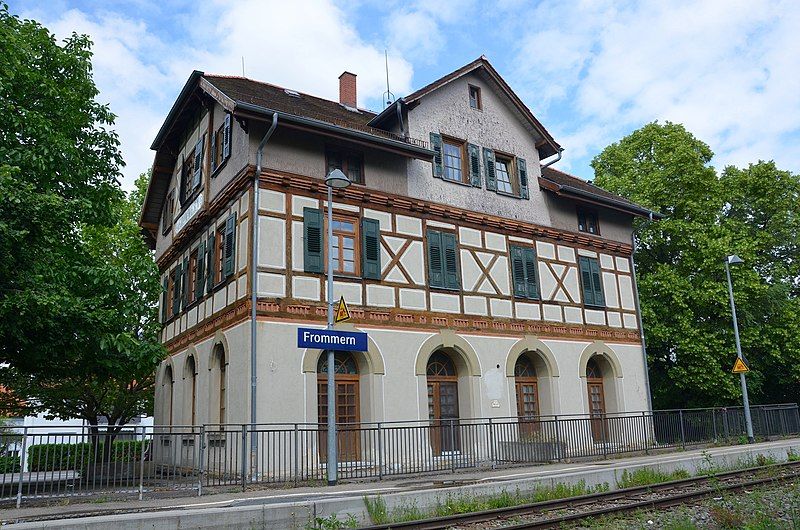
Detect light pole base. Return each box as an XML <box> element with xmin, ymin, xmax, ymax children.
<box><xmin>328</xmin><ymin>480</ymin><xmax>337</xmax><ymax>487</ymax></box>
<box><xmin>747</xmin><ymin>436</ymin><xmax>755</xmax><ymax>444</ymax></box>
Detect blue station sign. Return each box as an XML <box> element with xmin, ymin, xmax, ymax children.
<box><xmin>297</xmin><ymin>327</ymin><xmax>368</xmax><ymax>352</ymax></box>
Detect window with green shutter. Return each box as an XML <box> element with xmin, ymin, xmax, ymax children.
<box><xmin>427</xmin><ymin>229</ymin><xmax>460</xmax><ymax>290</ymax></box>
<box><xmin>483</xmin><ymin>147</ymin><xmax>496</xmax><ymax>191</ymax></box>
<box><xmin>303</xmin><ymin>207</ymin><xmax>324</xmax><ymax>274</ymax></box>
<box><xmin>517</xmin><ymin>158</ymin><xmax>529</xmax><ymax>199</ymax></box>
<box><xmin>181</xmin><ymin>256</ymin><xmax>190</xmax><ymax>310</ymax></box>
<box><xmin>511</xmin><ymin>245</ymin><xmax>539</xmax><ymax>299</ymax></box>
<box><xmin>222</xmin><ymin>213</ymin><xmax>237</xmax><ymax>279</ymax></box>
<box><xmin>195</xmin><ymin>240</ymin><xmax>206</xmax><ymax>301</ymax></box>
<box><xmin>170</xmin><ymin>266</ymin><xmax>180</xmax><ymax>317</ymax></box>
<box><xmin>579</xmin><ymin>256</ymin><xmax>605</xmax><ymax>307</ymax></box>
<box><xmin>467</xmin><ymin>143</ymin><xmax>481</xmax><ymax>187</ymax></box>
<box><xmin>205</xmin><ymin>231</ymin><xmax>215</xmax><ymax>292</ymax></box>
<box><xmin>430</xmin><ymin>133</ymin><xmax>443</xmax><ymax>178</ymax></box>
<box><xmin>361</xmin><ymin>218</ymin><xmax>381</xmax><ymax>280</ymax></box>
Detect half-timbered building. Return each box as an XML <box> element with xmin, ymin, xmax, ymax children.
<box><xmin>140</xmin><ymin>57</ymin><xmax>657</xmax><ymax>460</ymax></box>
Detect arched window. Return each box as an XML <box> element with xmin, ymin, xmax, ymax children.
<box><xmin>317</xmin><ymin>352</ymin><xmax>360</xmax><ymax>462</ymax></box>
<box><xmin>185</xmin><ymin>355</ymin><xmax>197</xmax><ymax>425</ymax></box>
<box><xmin>514</xmin><ymin>355</ymin><xmax>539</xmax><ymax>429</ymax></box>
<box><xmin>213</xmin><ymin>346</ymin><xmax>227</xmax><ymax>425</ymax></box>
<box><xmin>586</xmin><ymin>357</ymin><xmax>607</xmax><ymax>442</ymax></box>
<box><xmin>426</xmin><ymin>350</ymin><xmax>460</xmax><ymax>454</ymax></box>
<box><xmin>163</xmin><ymin>365</ymin><xmax>174</xmax><ymax>426</ymax></box>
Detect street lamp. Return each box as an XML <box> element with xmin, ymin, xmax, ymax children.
<box><xmin>725</xmin><ymin>254</ymin><xmax>754</xmax><ymax>443</ymax></box>
<box><xmin>324</xmin><ymin>168</ymin><xmax>351</xmax><ymax>485</ymax></box>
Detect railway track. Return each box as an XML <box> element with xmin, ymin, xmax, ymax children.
<box><xmin>359</xmin><ymin>460</ymin><xmax>800</xmax><ymax>529</ymax></box>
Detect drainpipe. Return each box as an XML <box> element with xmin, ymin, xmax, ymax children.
<box><xmin>630</xmin><ymin>212</ymin><xmax>654</xmax><ymax>412</ymax></box>
<box><xmin>541</xmin><ymin>147</ymin><xmax>563</xmax><ymax>170</ymax></box>
<box><xmin>250</xmin><ymin>112</ymin><xmax>278</xmax><ymax>478</ymax></box>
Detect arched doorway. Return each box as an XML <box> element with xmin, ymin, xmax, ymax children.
<box><xmin>427</xmin><ymin>350</ymin><xmax>460</xmax><ymax>454</ymax></box>
<box><xmin>586</xmin><ymin>357</ymin><xmax>607</xmax><ymax>442</ymax></box>
<box><xmin>514</xmin><ymin>354</ymin><xmax>539</xmax><ymax>435</ymax></box>
<box><xmin>317</xmin><ymin>352</ymin><xmax>360</xmax><ymax>462</ymax></box>
<box><xmin>163</xmin><ymin>365</ymin><xmax>174</xmax><ymax>426</ymax></box>
<box><xmin>211</xmin><ymin>345</ymin><xmax>227</xmax><ymax>425</ymax></box>
<box><xmin>184</xmin><ymin>356</ymin><xmax>197</xmax><ymax>425</ymax></box>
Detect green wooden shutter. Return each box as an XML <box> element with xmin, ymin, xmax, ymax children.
<box><xmin>590</xmin><ymin>257</ymin><xmax>605</xmax><ymax>307</ymax></box>
<box><xmin>303</xmin><ymin>207</ymin><xmax>324</xmax><ymax>274</ymax></box>
<box><xmin>223</xmin><ymin>213</ymin><xmax>236</xmax><ymax>278</ymax></box>
<box><xmin>206</xmin><ymin>232</ymin><xmax>215</xmax><ymax>292</ymax></box>
<box><xmin>517</xmin><ymin>158</ymin><xmax>529</xmax><ymax>199</ymax></box>
<box><xmin>195</xmin><ymin>241</ymin><xmax>206</xmax><ymax>301</ymax></box>
<box><xmin>192</xmin><ymin>137</ymin><xmax>203</xmax><ymax>189</ymax></box>
<box><xmin>579</xmin><ymin>256</ymin><xmax>593</xmax><ymax>306</ymax></box>
<box><xmin>442</xmin><ymin>232</ymin><xmax>460</xmax><ymax>290</ymax></box>
<box><xmin>172</xmin><ymin>265</ymin><xmax>181</xmax><ymax>316</ymax></box>
<box><xmin>467</xmin><ymin>143</ymin><xmax>482</xmax><ymax>187</ymax></box>
<box><xmin>511</xmin><ymin>246</ymin><xmax>527</xmax><ymax>297</ymax></box>
<box><xmin>222</xmin><ymin>114</ymin><xmax>231</xmax><ymax>160</ymax></box>
<box><xmin>430</xmin><ymin>133</ymin><xmax>443</xmax><ymax>178</ymax></box>
<box><xmin>181</xmin><ymin>256</ymin><xmax>190</xmax><ymax>310</ymax></box>
<box><xmin>427</xmin><ymin>229</ymin><xmax>444</xmax><ymax>288</ymax></box>
<box><xmin>361</xmin><ymin>218</ymin><xmax>381</xmax><ymax>280</ymax></box>
<box><xmin>178</xmin><ymin>154</ymin><xmax>186</xmax><ymax>204</ymax></box>
<box><xmin>483</xmin><ymin>147</ymin><xmax>496</xmax><ymax>191</ymax></box>
<box><xmin>523</xmin><ymin>247</ymin><xmax>539</xmax><ymax>299</ymax></box>
<box><xmin>161</xmin><ymin>277</ymin><xmax>169</xmax><ymax>322</ymax></box>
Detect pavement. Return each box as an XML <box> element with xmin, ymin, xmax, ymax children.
<box><xmin>3</xmin><ymin>437</ymin><xmax>800</xmax><ymax>529</ymax></box>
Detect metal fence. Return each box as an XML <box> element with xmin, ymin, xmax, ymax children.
<box><xmin>0</xmin><ymin>403</ymin><xmax>797</xmax><ymax>507</ymax></box>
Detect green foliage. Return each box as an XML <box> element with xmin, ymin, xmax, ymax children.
<box><xmin>616</xmin><ymin>466</ymin><xmax>691</xmax><ymax>488</ymax></box>
<box><xmin>305</xmin><ymin>513</ymin><xmax>358</xmax><ymax>530</ymax></box>
<box><xmin>0</xmin><ymin>455</ymin><xmax>20</xmax><ymax>473</ymax></box>
<box><xmin>27</xmin><ymin>440</ymin><xmax>145</xmax><ymax>472</ymax></box>
<box><xmin>592</xmin><ymin>122</ymin><xmax>800</xmax><ymax>408</ymax></box>
<box><xmin>0</xmin><ymin>4</ymin><xmax>165</xmax><ymax>430</ymax></box>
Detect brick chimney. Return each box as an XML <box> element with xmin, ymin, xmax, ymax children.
<box><xmin>339</xmin><ymin>71</ymin><xmax>357</xmax><ymax>108</ymax></box>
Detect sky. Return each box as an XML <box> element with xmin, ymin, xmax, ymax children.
<box><xmin>10</xmin><ymin>0</ymin><xmax>800</xmax><ymax>190</ymax></box>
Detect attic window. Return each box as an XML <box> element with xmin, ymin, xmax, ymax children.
<box><xmin>284</xmin><ymin>89</ymin><xmax>300</xmax><ymax>98</ymax></box>
<box><xmin>469</xmin><ymin>85</ymin><xmax>482</xmax><ymax>110</ymax></box>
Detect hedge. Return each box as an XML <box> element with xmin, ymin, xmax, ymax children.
<box><xmin>0</xmin><ymin>455</ymin><xmax>20</xmax><ymax>473</ymax></box>
<box><xmin>27</xmin><ymin>440</ymin><xmax>145</xmax><ymax>472</ymax></box>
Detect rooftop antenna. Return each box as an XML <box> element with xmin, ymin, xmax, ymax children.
<box><xmin>383</xmin><ymin>49</ymin><xmax>395</xmax><ymax>108</ymax></box>
<box><xmin>241</xmin><ymin>56</ymin><xmax>245</xmax><ymax>77</ymax></box>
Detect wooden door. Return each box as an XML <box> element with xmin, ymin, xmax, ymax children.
<box><xmin>587</xmin><ymin>380</ymin><xmax>607</xmax><ymax>442</ymax></box>
<box><xmin>428</xmin><ymin>381</ymin><xmax>460</xmax><ymax>454</ymax></box>
<box><xmin>318</xmin><ymin>376</ymin><xmax>360</xmax><ymax>462</ymax></box>
<box><xmin>515</xmin><ymin>379</ymin><xmax>540</xmax><ymax>436</ymax></box>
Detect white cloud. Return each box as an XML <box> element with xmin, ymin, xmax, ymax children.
<box><xmin>385</xmin><ymin>0</ymin><xmax>474</xmax><ymax>64</ymax></box>
<box><xmin>22</xmin><ymin>0</ymin><xmax>415</xmax><ymax>189</ymax></box>
<box><xmin>511</xmin><ymin>0</ymin><xmax>800</xmax><ymax>174</ymax></box>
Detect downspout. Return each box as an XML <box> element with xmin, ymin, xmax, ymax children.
<box><xmin>250</xmin><ymin>112</ymin><xmax>278</xmax><ymax>477</ymax></box>
<box><xmin>630</xmin><ymin>211</ymin><xmax>655</xmax><ymax>412</ymax></box>
<box><xmin>540</xmin><ymin>147</ymin><xmax>563</xmax><ymax>170</ymax></box>
<box><xmin>396</xmin><ymin>101</ymin><xmax>407</xmax><ymax>140</ymax></box>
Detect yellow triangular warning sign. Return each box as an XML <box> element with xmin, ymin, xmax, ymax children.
<box><xmin>334</xmin><ymin>296</ymin><xmax>351</xmax><ymax>323</ymax></box>
<box><xmin>732</xmin><ymin>358</ymin><xmax>749</xmax><ymax>373</ymax></box>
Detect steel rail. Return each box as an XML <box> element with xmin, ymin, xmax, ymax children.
<box><xmin>359</xmin><ymin>460</ymin><xmax>800</xmax><ymax>530</ymax></box>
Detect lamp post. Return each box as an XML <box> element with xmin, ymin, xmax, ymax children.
<box><xmin>725</xmin><ymin>254</ymin><xmax>754</xmax><ymax>443</ymax></box>
<box><xmin>324</xmin><ymin>168</ymin><xmax>351</xmax><ymax>485</ymax></box>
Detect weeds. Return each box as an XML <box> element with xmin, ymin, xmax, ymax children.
<box><xmin>615</xmin><ymin>466</ymin><xmax>690</xmax><ymax>488</ymax></box>
<box><xmin>305</xmin><ymin>513</ymin><xmax>358</xmax><ymax>530</ymax></box>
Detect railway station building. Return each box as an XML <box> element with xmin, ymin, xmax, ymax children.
<box><xmin>139</xmin><ymin>56</ymin><xmax>658</xmax><ymax>464</ymax></box>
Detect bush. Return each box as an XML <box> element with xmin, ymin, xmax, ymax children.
<box><xmin>0</xmin><ymin>454</ymin><xmax>21</xmax><ymax>473</ymax></box>
<box><xmin>28</xmin><ymin>440</ymin><xmax>145</xmax><ymax>472</ymax></box>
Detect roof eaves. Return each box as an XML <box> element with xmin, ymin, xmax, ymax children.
<box><xmin>234</xmin><ymin>100</ymin><xmax>434</xmax><ymax>158</ymax></box>
<box><xmin>150</xmin><ymin>70</ymin><xmax>204</xmax><ymax>150</ymax></box>
<box><xmin>539</xmin><ymin>176</ymin><xmax>663</xmax><ymax>219</ymax></box>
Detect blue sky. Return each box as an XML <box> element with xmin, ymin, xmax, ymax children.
<box><xmin>10</xmin><ymin>0</ymin><xmax>800</xmax><ymax>189</ymax></box>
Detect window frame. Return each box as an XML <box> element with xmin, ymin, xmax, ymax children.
<box><xmin>493</xmin><ymin>152</ymin><xmax>518</xmax><ymax>196</ymax></box>
<box><xmin>441</xmin><ymin>136</ymin><xmax>469</xmax><ymax>185</ymax></box>
<box><xmin>510</xmin><ymin>244</ymin><xmax>540</xmax><ymax>300</ymax></box>
<box><xmin>214</xmin><ymin>223</ymin><xmax>226</xmax><ymax>285</ymax></box>
<box><xmin>577</xmin><ymin>208</ymin><xmax>600</xmax><ymax>235</ymax></box>
<box><xmin>161</xmin><ymin>189</ymin><xmax>174</xmax><ymax>236</ymax></box>
<box><xmin>212</xmin><ymin>124</ymin><xmax>224</xmax><ymax>174</ymax></box>
<box><xmin>325</xmin><ymin>146</ymin><xmax>364</xmax><ymax>185</ymax></box>
<box><xmin>426</xmin><ymin>228</ymin><xmax>461</xmax><ymax>291</ymax></box>
<box><xmin>187</xmin><ymin>248</ymin><xmax>199</xmax><ymax>306</ymax></box>
<box><xmin>468</xmin><ymin>84</ymin><xmax>482</xmax><ymax>110</ymax></box>
<box><xmin>325</xmin><ymin>213</ymin><xmax>360</xmax><ymax>277</ymax></box>
<box><xmin>579</xmin><ymin>256</ymin><xmax>606</xmax><ymax>309</ymax></box>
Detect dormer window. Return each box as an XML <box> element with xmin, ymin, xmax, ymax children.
<box><xmin>578</xmin><ymin>208</ymin><xmax>599</xmax><ymax>235</ymax></box>
<box><xmin>468</xmin><ymin>85</ymin><xmax>482</xmax><ymax>110</ymax></box>
<box><xmin>326</xmin><ymin>147</ymin><xmax>363</xmax><ymax>185</ymax></box>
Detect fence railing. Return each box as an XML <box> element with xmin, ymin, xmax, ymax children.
<box><xmin>1</xmin><ymin>403</ymin><xmax>797</xmax><ymax>507</ymax></box>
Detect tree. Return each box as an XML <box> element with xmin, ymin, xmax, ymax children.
<box><xmin>0</xmin><ymin>6</ymin><xmax>165</xmax><ymax>447</ymax></box>
<box><xmin>592</xmin><ymin>122</ymin><xmax>800</xmax><ymax>408</ymax></box>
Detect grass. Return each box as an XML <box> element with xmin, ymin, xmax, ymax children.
<box><xmin>304</xmin><ymin>513</ymin><xmax>358</xmax><ymax>530</ymax></box>
<box><xmin>363</xmin><ymin>480</ymin><xmax>608</xmax><ymax>525</ymax></box>
<box><xmin>615</xmin><ymin>467</ymin><xmax>691</xmax><ymax>489</ymax></box>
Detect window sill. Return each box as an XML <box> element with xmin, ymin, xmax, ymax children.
<box><xmin>210</xmin><ymin>157</ymin><xmax>229</xmax><ymax>178</ymax></box>
<box><xmin>429</xmin><ymin>285</ymin><xmax>461</xmax><ymax>293</ymax></box>
<box><xmin>496</xmin><ymin>190</ymin><xmax>523</xmax><ymax>200</ymax></box>
<box><xmin>440</xmin><ymin>176</ymin><xmax>473</xmax><ymax>188</ymax></box>
<box><xmin>513</xmin><ymin>295</ymin><xmax>541</xmax><ymax>301</ymax></box>
<box><xmin>584</xmin><ymin>304</ymin><xmax>607</xmax><ymax>311</ymax></box>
